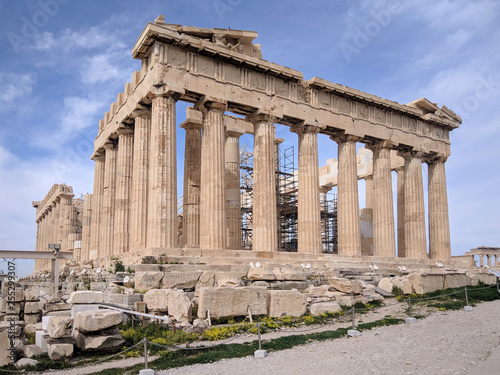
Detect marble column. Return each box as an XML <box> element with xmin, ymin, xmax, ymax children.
<box><xmin>114</xmin><ymin>128</ymin><xmax>134</xmax><ymax>255</ymax></box>
<box><xmin>292</xmin><ymin>124</ymin><xmax>322</xmax><ymax>254</ymax></box>
<box><xmin>400</xmin><ymin>151</ymin><xmax>427</xmax><ymax>259</ymax></box>
<box><xmin>368</xmin><ymin>141</ymin><xmax>396</xmax><ymax>258</ymax></box>
<box><xmin>130</xmin><ymin>110</ymin><xmax>151</xmax><ymax>251</ymax></box>
<box><xmin>60</xmin><ymin>194</ymin><xmax>73</xmax><ymax>252</ymax></box>
<box><xmin>427</xmin><ymin>156</ymin><xmax>451</xmax><ymax>260</ymax></box>
<box><xmin>251</xmin><ymin>114</ymin><xmax>277</xmax><ymax>252</ymax></box>
<box><xmin>332</xmin><ymin>135</ymin><xmax>361</xmax><ymax>256</ymax></box>
<box><xmin>147</xmin><ymin>93</ymin><xmax>178</xmax><ymax>249</ymax></box>
<box><xmin>102</xmin><ymin>141</ymin><xmax>118</xmax><ymax>258</ymax></box>
<box><xmin>81</xmin><ymin>194</ymin><xmax>92</xmax><ymax>262</ymax></box>
<box><xmin>479</xmin><ymin>255</ymin><xmax>484</xmax><ymax>267</ymax></box>
<box><xmin>396</xmin><ymin>166</ymin><xmax>405</xmax><ymax>258</ymax></box>
<box><xmin>200</xmin><ymin>101</ymin><xmax>227</xmax><ymax>250</ymax></box>
<box><xmin>90</xmin><ymin>155</ymin><xmax>105</xmax><ymax>256</ymax></box>
<box><xmin>180</xmin><ymin>110</ymin><xmax>203</xmax><ymax>247</ymax></box>
<box><xmin>225</xmin><ymin>129</ymin><xmax>244</xmax><ymax>249</ymax></box>
<box><xmin>364</xmin><ymin>175</ymin><xmax>373</xmax><ymax>210</ymax></box>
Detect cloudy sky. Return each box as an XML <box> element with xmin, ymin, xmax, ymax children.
<box><xmin>0</xmin><ymin>0</ymin><xmax>499</xmax><ymax>276</ymax></box>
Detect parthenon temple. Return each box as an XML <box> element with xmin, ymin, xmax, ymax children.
<box><xmin>33</xmin><ymin>16</ymin><xmax>466</xmax><ymax>272</ymax></box>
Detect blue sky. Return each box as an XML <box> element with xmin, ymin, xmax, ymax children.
<box><xmin>0</xmin><ymin>0</ymin><xmax>499</xmax><ymax>276</ymax></box>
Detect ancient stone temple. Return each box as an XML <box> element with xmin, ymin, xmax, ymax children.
<box><xmin>34</xmin><ymin>16</ymin><xmax>463</xmax><ymax>271</ymax></box>
<box><xmin>32</xmin><ymin>184</ymin><xmax>83</xmax><ymax>272</ymax></box>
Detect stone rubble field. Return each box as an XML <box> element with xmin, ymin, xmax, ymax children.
<box><xmin>159</xmin><ymin>300</ymin><xmax>500</xmax><ymax>375</ymax></box>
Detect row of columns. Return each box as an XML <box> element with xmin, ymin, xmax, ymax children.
<box><xmin>34</xmin><ymin>190</ymin><xmax>76</xmax><ymax>272</ymax></box>
<box><xmin>85</xmin><ymin>89</ymin><xmax>451</xmax><ymax>260</ymax></box>
<box><xmin>337</xmin><ymin>139</ymin><xmax>450</xmax><ymax>259</ymax></box>
<box><xmin>477</xmin><ymin>254</ymin><xmax>498</xmax><ymax>267</ymax></box>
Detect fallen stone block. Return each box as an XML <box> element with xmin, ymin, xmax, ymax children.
<box><xmin>410</xmin><ymin>273</ymin><xmax>444</xmax><ymax>294</ymax></box>
<box><xmin>67</xmin><ymin>291</ymin><xmax>104</xmax><ymax>304</ymax></box>
<box><xmin>268</xmin><ymin>289</ymin><xmax>307</xmax><ymax>317</ymax></box>
<box><xmin>47</xmin><ymin>343</ymin><xmax>73</xmax><ymax>360</ymax></box>
<box><xmin>74</xmin><ymin>309</ymin><xmax>122</xmax><ymax>333</ymax></box>
<box><xmin>15</xmin><ymin>358</ymin><xmax>39</xmax><ymax>368</ymax></box>
<box><xmin>248</xmin><ymin>267</ymin><xmax>276</xmax><ymax>281</ymax></box>
<box><xmin>144</xmin><ymin>289</ymin><xmax>170</xmax><ymax>312</ymax></box>
<box><xmin>168</xmin><ymin>291</ymin><xmax>192</xmax><ymax>322</ymax></box>
<box><xmin>378</xmin><ymin>277</ymin><xmax>394</xmax><ymax>293</ymax></box>
<box><xmin>24</xmin><ymin>313</ymin><xmax>40</xmax><ymax>324</ymax></box>
<box><xmin>134</xmin><ymin>271</ymin><xmax>164</xmax><ymax>291</ymax></box>
<box><xmin>309</xmin><ymin>302</ymin><xmax>341</xmax><ymax>315</ymax></box>
<box><xmin>24</xmin><ymin>302</ymin><xmax>41</xmax><ymax>314</ymax></box>
<box><xmin>22</xmin><ymin>344</ymin><xmax>42</xmax><ymax>358</ymax></box>
<box><xmin>196</xmin><ymin>271</ymin><xmax>215</xmax><ymax>289</ymax></box>
<box><xmin>35</xmin><ymin>330</ymin><xmax>49</xmax><ymax>353</ymax></box>
<box><xmin>74</xmin><ymin>327</ymin><xmax>124</xmax><ymax>352</ymax></box>
<box><xmin>0</xmin><ymin>329</ymin><xmax>12</xmax><ymax>366</ymax></box>
<box><xmin>444</xmin><ymin>273</ymin><xmax>469</xmax><ymax>289</ymax></box>
<box><xmin>161</xmin><ymin>271</ymin><xmax>202</xmax><ymax>290</ymax></box>
<box><xmin>47</xmin><ymin>317</ymin><xmax>73</xmax><ymax>339</ymax></box>
<box><xmin>469</xmin><ymin>272</ymin><xmax>497</xmax><ymax>286</ymax></box>
<box><xmin>198</xmin><ymin>287</ymin><xmax>268</xmax><ymax>318</ymax></box>
<box><xmin>273</xmin><ymin>266</ymin><xmax>306</xmax><ymax>281</ymax></box>
<box><xmin>44</xmin><ymin>302</ymin><xmax>70</xmax><ymax>312</ymax></box>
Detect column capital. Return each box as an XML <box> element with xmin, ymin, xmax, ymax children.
<box><xmin>247</xmin><ymin>111</ymin><xmax>277</xmax><ymax>125</ymax></box>
<box><xmin>397</xmin><ymin>149</ymin><xmax>426</xmax><ymax>160</ymax></box>
<box><xmin>290</xmin><ymin>123</ymin><xmax>321</xmax><ymax>135</ymax></box>
<box><xmin>202</xmin><ymin>100</ymin><xmax>227</xmax><ymax>112</ymax></box>
<box><xmin>103</xmin><ymin>140</ymin><xmax>117</xmax><ymax>151</ymax></box>
<box><xmin>226</xmin><ymin>129</ymin><xmax>245</xmax><ymax>139</ymax></box>
<box><xmin>130</xmin><ymin>108</ymin><xmax>151</xmax><ymax>119</ymax></box>
<box><xmin>365</xmin><ymin>139</ymin><xmax>396</xmax><ymax>152</ymax></box>
<box><xmin>151</xmin><ymin>84</ymin><xmax>183</xmax><ymax>100</ymax></box>
<box><xmin>330</xmin><ymin>133</ymin><xmax>359</xmax><ymax>144</ymax></box>
<box><xmin>364</xmin><ymin>175</ymin><xmax>373</xmax><ymax>181</ymax></box>
<box><xmin>117</xmin><ymin>127</ymin><xmax>134</xmax><ymax>136</ymax></box>
<box><xmin>424</xmin><ymin>153</ymin><xmax>448</xmax><ymax>164</ymax></box>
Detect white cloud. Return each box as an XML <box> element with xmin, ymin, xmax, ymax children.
<box><xmin>0</xmin><ymin>73</ymin><xmax>36</xmax><ymax>106</ymax></box>
<box><xmin>82</xmin><ymin>50</ymin><xmax>132</xmax><ymax>84</ymax></box>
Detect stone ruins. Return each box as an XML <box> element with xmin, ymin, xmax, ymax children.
<box><xmin>33</xmin><ymin>15</ymin><xmax>463</xmax><ymax>271</ymax></box>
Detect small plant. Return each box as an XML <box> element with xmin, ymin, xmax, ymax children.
<box><xmin>126</xmin><ymin>266</ymin><xmax>135</xmax><ymax>274</ymax></box>
<box><xmin>73</xmin><ymin>284</ymin><xmax>78</xmax><ymax>292</ymax></box>
<box><xmin>113</xmin><ymin>260</ymin><xmax>125</xmax><ymax>273</ymax></box>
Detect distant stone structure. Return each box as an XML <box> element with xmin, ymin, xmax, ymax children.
<box><xmin>32</xmin><ymin>184</ymin><xmax>82</xmax><ymax>272</ymax></box>
<box><xmin>33</xmin><ymin>16</ymin><xmax>462</xmax><ymax>271</ymax></box>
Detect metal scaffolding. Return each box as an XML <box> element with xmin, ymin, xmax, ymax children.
<box><xmin>240</xmin><ymin>143</ymin><xmax>337</xmax><ymax>252</ymax></box>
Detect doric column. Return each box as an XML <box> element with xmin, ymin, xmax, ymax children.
<box><xmin>331</xmin><ymin>134</ymin><xmax>361</xmax><ymax>256</ymax></box>
<box><xmin>81</xmin><ymin>194</ymin><xmax>92</xmax><ymax>262</ymax></box>
<box><xmin>400</xmin><ymin>151</ymin><xmax>427</xmax><ymax>259</ymax></box>
<box><xmin>114</xmin><ymin>128</ymin><xmax>134</xmax><ymax>255</ymax></box>
<box><xmin>292</xmin><ymin>124</ymin><xmax>322</xmax><ymax>254</ymax></box>
<box><xmin>180</xmin><ymin>108</ymin><xmax>203</xmax><ymax>247</ymax></box>
<box><xmin>147</xmin><ymin>93</ymin><xmax>179</xmax><ymax>248</ymax></box>
<box><xmin>90</xmin><ymin>154</ymin><xmax>105</xmax><ymax>256</ymax></box>
<box><xmin>225</xmin><ymin>129</ymin><xmax>244</xmax><ymax>249</ymax></box>
<box><xmin>427</xmin><ymin>155</ymin><xmax>451</xmax><ymax>260</ymax></box>
<box><xmin>60</xmin><ymin>194</ymin><xmax>73</xmax><ymax>252</ymax></box>
<box><xmin>102</xmin><ymin>141</ymin><xmax>118</xmax><ymax>258</ymax></box>
<box><xmin>367</xmin><ymin>141</ymin><xmax>396</xmax><ymax>258</ymax></box>
<box><xmin>396</xmin><ymin>166</ymin><xmax>405</xmax><ymax>257</ymax></box>
<box><xmin>200</xmin><ymin>101</ymin><xmax>227</xmax><ymax>249</ymax></box>
<box><xmin>479</xmin><ymin>255</ymin><xmax>484</xmax><ymax>267</ymax></box>
<box><xmin>364</xmin><ymin>175</ymin><xmax>373</xmax><ymax>209</ymax></box>
<box><xmin>130</xmin><ymin>109</ymin><xmax>151</xmax><ymax>251</ymax></box>
<box><xmin>251</xmin><ymin>114</ymin><xmax>277</xmax><ymax>252</ymax></box>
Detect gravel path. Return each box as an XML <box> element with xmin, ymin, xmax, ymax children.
<box><xmin>159</xmin><ymin>300</ymin><xmax>500</xmax><ymax>375</ymax></box>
